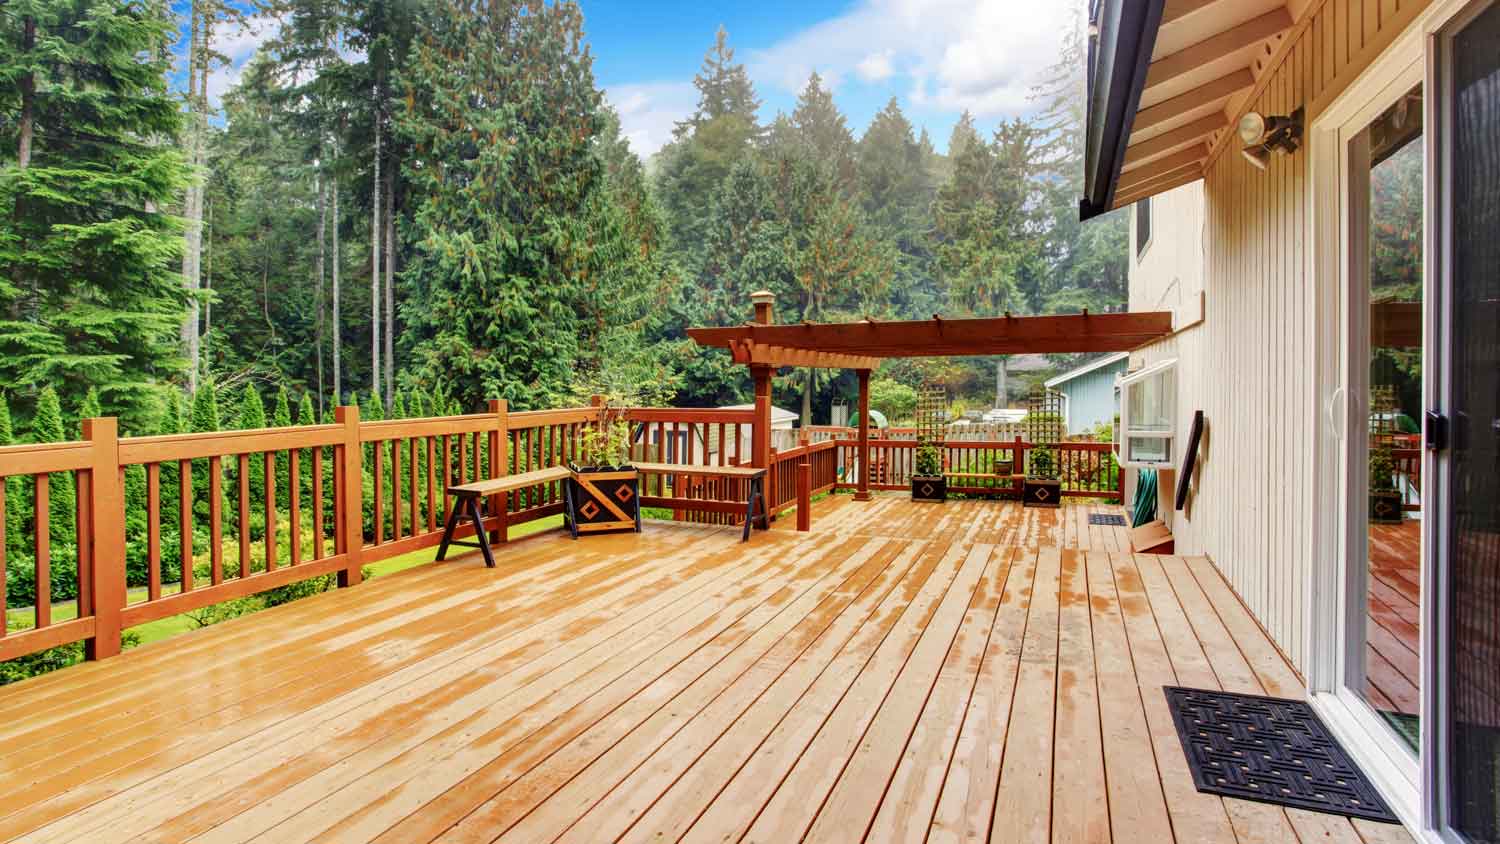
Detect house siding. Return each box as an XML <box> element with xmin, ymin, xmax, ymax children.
<box><xmin>1127</xmin><ymin>0</ymin><xmax>1433</xmax><ymax>672</ymax></box>
<box><xmin>1056</xmin><ymin>360</ymin><xmax>1127</xmax><ymax>436</ymax></box>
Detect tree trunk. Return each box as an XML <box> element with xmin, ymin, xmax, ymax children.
<box><xmin>370</xmin><ymin>116</ymin><xmax>381</xmax><ymax>402</ymax></box>
<box><xmin>17</xmin><ymin>16</ymin><xmax>35</xmax><ymax>170</ymax></box>
<box><xmin>178</xmin><ymin>3</ymin><xmax>204</xmax><ymax>392</ymax></box>
<box><xmin>802</xmin><ymin>368</ymin><xmax>814</xmax><ymax>426</ymax></box>
<box><xmin>315</xmin><ymin>167</ymin><xmax>326</xmax><ymax>416</ymax></box>
<box><xmin>383</xmin><ymin>147</ymin><xmax>395</xmax><ymax>407</ymax></box>
<box><xmin>332</xmin><ymin>168</ymin><xmax>342</xmax><ymax>405</ymax></box>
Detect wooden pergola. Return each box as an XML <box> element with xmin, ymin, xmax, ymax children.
<box><xmin>686</xmin><ymin>292</ymin><xmax>1174</xmax><ymax>501</ymax></box>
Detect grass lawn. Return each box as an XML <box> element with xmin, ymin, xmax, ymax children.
<box><xmin>7</xmin><ymin>513</ymin><xmax>570</xmax><ymax>649</ymax></box>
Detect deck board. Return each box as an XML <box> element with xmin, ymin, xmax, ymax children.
<box><xmin>0</xmin><ymin>497</ymin><xmax>1413</xmax><ymax>844</ymax></box>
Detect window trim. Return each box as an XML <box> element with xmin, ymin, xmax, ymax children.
<box><xmin>1117</xmin><ymin>357</ymin><xmax>1176</xmax><ymax>468</ymax></box>
<box><xmin>1134</xmin><ymin>197</ymin><xmax>1153</xmax><ymax>259</ymax></box>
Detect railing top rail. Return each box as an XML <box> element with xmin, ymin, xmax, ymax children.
<box><xmin>118</xmin><ymin>425</ymin><xmax>345</xmax><ymax>464</ymax></box>
<box><xmin>508</xmin><ymin>407</ymin><xmax>596</xmax><ymax>427</ymax></box>
<box><xmin>0</xmin><ymin>439</ymin><xmax>93</xmax><ymax>476</ymax></box>
<box><xmin>622</xmin><ymin>407</ymin><xmax>756</xmax><ymax>424</ymax></box>
<box><xmin>359</xmin><ymin>414</ymin><xmax>497</xmax><ymax>441</ymax></box>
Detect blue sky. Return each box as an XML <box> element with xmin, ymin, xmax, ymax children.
<box><xmin>189</xmin><ymin>0</ymin><xmax>1082</xmax><ymax>159</ymax></box>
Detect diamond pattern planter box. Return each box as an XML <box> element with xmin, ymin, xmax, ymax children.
<box><xmin>568</xmin><ymin>467</ymin><xmax>641</xmax><ymax>535</ymax></box>
<box><xmin>911</xmin><ymin>475</ymin><xmax>947</xmax><ymax>503</ymax></box>
<box><xmin>1023</xmin><ymin>477</ymin><xmax>1061</xmax><ymax>508</ymax></box>
<box><xmin>1368</xmin><ymin>490</ymin><xmax>1404</xmax><ymax>524</ymax></box>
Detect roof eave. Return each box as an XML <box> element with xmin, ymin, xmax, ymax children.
<box><xmin>1080</xmin><ymin>0</ymin><xmax>1166</xmax><ymax>221</ymax></box>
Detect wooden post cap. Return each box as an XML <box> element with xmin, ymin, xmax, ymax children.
<box><xmin>751</xmin><ymin>290</ymin><xmax>775</xmax><ymax>325</ymax></box>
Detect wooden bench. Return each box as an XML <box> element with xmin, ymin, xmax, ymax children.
<box><xmin>633</xmin><ymin>462</ymin><xmax>769</xmax><ymax>542</ymax></box>
<box><xmin>437</xmin><ymin>465</ymin><xmax>571</xmax><ymax>567</ymax></box>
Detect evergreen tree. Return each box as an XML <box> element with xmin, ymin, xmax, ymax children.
<box><xmin>788</xmin><ymin>73</ymin><xmax>856</xmax><ymax>190</ymax></box>
<box><xmin>0</xmin><ymin>0</ymin><xmax>189</xmax><ymax>428</ymax></box>
<box><xmin>273</xmin><ymin>385</ymin><xmax>292</xmax><ymax>498</ymax></box>
<box><xmin>190</xmin><ymin>382</ymin><xmax>220</xmax><ymax>434</ymax></box>
<box><xmin>31</xmin><ymin>386</ymin><xmax>73</xmax><ymax>548</ymax></box>
<box><xmin>76</xmin><ymin>388</ymin><xmax>101</xmax><ymax>439</ymax></box>
<box><xmin>0</xmin><ymin>393</ymin><xmax>23</xmax><ymax>558</ymax></box>
<box><xmin>858</xmin><ymin>98</ymin><xmax>940</xmax><ymax>316</ymax></box>
<box><xmin>297</xmin><ymin>392</ymin><xmax>315</xmax><ymax>491</ymax></box>
<box><xmin>396</xmin><ymin>0</ymin><xmax>617</xmax><ymax>410</ymax></box>
<box><xmin>237</xmin><ymin>383</ymin><xmax>267</xmax><ymax>501</ymax></box>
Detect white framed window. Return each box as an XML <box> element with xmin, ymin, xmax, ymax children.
<box><xmin>1117</xmin><ymin>358</ymin><xmax>1176</xmax><ymax>468</ymax></box>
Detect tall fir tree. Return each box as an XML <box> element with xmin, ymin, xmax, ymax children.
<box><xmin>237</xmin><ymin>383</ymin><xmax>267</xmax><ymax>493</ymax></box>
<box><xmin>273</xmin><ymin>384</ymin><xmax>292</xmax><ymax>498</ymax></box>
<box><xmin>31</xmin><ymin>386</ymin><xmax>73</xmax><ymax>549</ymax></box>
<box><xmin>0</xmin><ymin>0</ymin><xmax>189</xmax><ymax>428</ymax></box>
<box><xmin>0</xmin><ymin>392</ymin><xmax>23</xmax><ymax>558</ymax></box>
<box><xmin>396</xmin><ymin>0</ymin><xmax>617</xmax><ymax>410</ymax></box>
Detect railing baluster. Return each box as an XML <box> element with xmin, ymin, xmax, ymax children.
<box><xmin>426</xmin><ymin>437</ymin><xmax>436</xmax><ymax>533</ymax></box>
<box><xmin>208</xmin><ymin>455</ymin><xmax>224</xmax><ymax>584</ymax></box>
<box><xmin>237</xmin><ymin>453</ymin><xmax>250</xmax><ymax>578</ymax></box>
<box><xmin>76</xmin><ymin>468</ymin><xmax>92</xmax><ymax>617</ymax></box>
<box><xmin>34</xmin><ymin>474</ymin><xmax>50</xmax><ymax>628</ymax></box>
<box><xmin>264</xmin><ymin>451</ymin><xmax>276</xmax><ymax>572</ymax></box>
<box><xmin>311</xmin><ymin>447</ymin><xmax>324</xmax><ymax>560</ymax></box>
<box><xmin>391</xmin><ymin>435</ymin><xmax>402</xmax><ymax>541</ymax></box>
<box><xmin>180</xmin><ymin>459</ymin><xmax>193</xmax><ymax>591</ymax></box>
<box><xmin>289</xmin><ymin>449</ymin><xmax>301</xmax><ymax>565</ymax></box>
<box><xmin>373</xmin><ymin>440</ymin><xmax>385</xmax><ymax>545</ymax></box>
<box><xmin>147</xmin><ymin>463</ymin><xmax>161</xmax><ymax>600</ymax></box>
<box><xmin>0</xmin><ymin>482</ymin><xmax>6</xmax><ymax>633</ymax></box>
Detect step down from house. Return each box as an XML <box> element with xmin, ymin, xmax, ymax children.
<box><xmin>1163</xmin><ymin>686</ymin><xmax>1400</xmax><ymax>823</ymax></box>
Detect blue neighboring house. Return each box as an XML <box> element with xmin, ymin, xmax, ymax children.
<box><xmin>1045</xmin><ymin>352</ymin><xmax>1128</xmax><ymax>436</ymax></box>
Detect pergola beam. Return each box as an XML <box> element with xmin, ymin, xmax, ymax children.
<box><xmin>730</xmin><ymin>341</ymin><xmax>883</xmax><ymax>371</ymax></box>
<box><xmin>688</xmin><ymin>311</ymin><xmax>1174</xmax><ymax>359</ymax></box>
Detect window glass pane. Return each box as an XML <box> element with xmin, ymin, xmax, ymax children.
<box><xmin>1128</xmin><ymin>369</ymin><xmax>1174</xmax><ymax>433</ymax></box>
<box><xmin>1128</xmin><ymin>436</ymin><xmax>1170</xmax><ymax>464</ymax></box>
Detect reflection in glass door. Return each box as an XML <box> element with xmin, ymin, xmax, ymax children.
<box><xmin>1441</xmin><ymin>2</ymin><xmax>1500</xmax><ymax>838</ymax></box>
<box><xmin>1348</xmin><ymin>84</ymin><xmax>1426</xmax><ymax>755</ymax></box>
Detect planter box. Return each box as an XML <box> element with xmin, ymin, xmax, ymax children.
<box><xmin>1023</xmin><ymin>477</ymin><xmax>1062</xmax><ymax>508</ymax></box>
<box><xmin>911</xmin><ymin>475</ymin><xmax>947</xmax><ymax>503</ymax></box>
<box><xmin>1369</xmin><ymin>490</ymin><xmax>1404</xmax><ymax>524</ymax></box>
<box><xmin>568</xmin><ymin>466</ymin><xmax>641</xmax><ymax>535</ymax></box>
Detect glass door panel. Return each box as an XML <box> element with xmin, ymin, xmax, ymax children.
<box><xmin>1443</xmin><ymin>2</ymin><xmax>1500</xmax><ymax>838</ymax></box>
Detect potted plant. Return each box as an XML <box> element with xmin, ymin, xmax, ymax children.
<box><xmin>1023</xmin><ymin>444</ymin><xmax>1061</xmax><ymax>508</ymax></box>
<box><xmin>568</xmin><ymin>408</ymin><xmax>640</xmax><ymax>535</ymax></box>
<box><xmin>1368</xmin><ymin>444</ymin><xmax>1403</xmax><ymax>524</ymax></box>
<box><xmin>911</xmin><ymin>438</ymin><xmax>946</xmax><ymax>503</ymax></box>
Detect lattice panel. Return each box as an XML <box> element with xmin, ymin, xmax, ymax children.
<box><xmin>916</xmin><ymin>384</ymin><xmax>947</xmax><ymax>443</ymax></box>
<box><xmin>1163</xmin><ymin>686</ymin><xmax>1399</xmax><ymax>823</ymax></box>
<box><xmin>1023</xmin><ymin>385</ymin><xmax>1064</xmax><ymax>445</ymax></box>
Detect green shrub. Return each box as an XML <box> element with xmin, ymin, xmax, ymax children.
<box><xmin>1369</xmin><ymin>445</ymin><xmax>1397</xmax><ymax>492</ymax></box>
<box><xmin>914</xmin><ymin>439</ymin><xmax>942</xmax><ymax>476</ymax></box>
<box><xmin>1028</xmin><ymin>445</ymin><xmax>1059</xmax><ymax>480</ymax></box>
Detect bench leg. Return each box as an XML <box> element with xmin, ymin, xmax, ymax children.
<box><xmin>468</xmin><ymin>497</ymin><xmax>497</xmax><ymax>568</ymax></box>
<box><xmin>563</xmin><ymin>478</ymin><xmax>579</xmax><ymax>539</ymax></box>
<box><xmin>436</xmin><ymin>500</ymin><xmax>465</xmax><ymax>561</ymax></box>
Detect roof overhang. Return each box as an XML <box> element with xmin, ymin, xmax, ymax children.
<box><xmin>1081</xmin><ymin>0</ymin><xmax>1166</xmax><ymax>220</ymax></box>
<box><xmin>687</xmin><ymin>312</ymin><xmax>1175</xmax><ymax>368</ymax></box>
<box><xmin>1082</xmin><ymin>0</ymin><xmax>1308</xmax><ymax>220</ymax></box>
<box><xmin>1044</xmin><ymin>351</ymin><xmax>1130</xmax><ymax>388</ymax></box>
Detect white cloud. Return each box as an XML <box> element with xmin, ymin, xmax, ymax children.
<box><xmin>854</xmin><ymin>50</ymin><xmax>895</xmax><ymax>83</ymax></box>
<box><xmin>746</xmin><ymin>0</ymin><xmax>1078</xmax><ymax>117</ymax></box>
<box><xmin>604</xmin><ymin>80</ymin><xmax>698</xmax><ymax>158</ymax></box>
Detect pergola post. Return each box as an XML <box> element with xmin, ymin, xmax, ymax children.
<box><xmin>750</xmin><ymin>290</ymin><xmax>775</xmax><ymax>470</ymax></box>
<box><xmin>855</xmin><ymin>368</ymin><xmax>872</xmax><ymax>502</ymax></box>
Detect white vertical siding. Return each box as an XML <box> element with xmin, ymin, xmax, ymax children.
<box><xmin>1124</xmin><ymin>0</ymin><xmax>1433</xmax><ymax>672</ymax></box>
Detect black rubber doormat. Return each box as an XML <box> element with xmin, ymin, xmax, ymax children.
<box><xmin>1088</xmin><ymin>513</ymin><xmax>1127</xmax><ymax>526</ymax></box>
<box><xmin>1163</xmin><ymin>686</ymin><xmax>1400</xmax><ymax>823</ymax></box>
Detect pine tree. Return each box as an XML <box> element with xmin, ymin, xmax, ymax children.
<box><xmin>296</xmin><ymin>392</ymin><xmax>315</xmax><ymax>491</ymax></box>
<box><xmin>238</xmin><ymin>384</ymin><xmax>267</xmax><ymax>495</ymax></box>
<box><xmin>0</xmin><ymin>0</ymin><xmax>189</xmax><ymax>427</ymax></box>
<box><xmin>76</xmin><ymin>388</ymin><xmax>101</xmax><ymax>439</ymax></box>
<box><xmin>273</xmin><ymin>385</ymin><xmax>292</xmax><ymax>499</ymax></box>
<box><xmin>397</xmin><ymin>0</ymin><xmax>610</xmax><ymax>410</ymax></box>
<box><xmin>788</xmin><ymin>73</ymin><xmax>856</xmax><ymax>190</ymax></box>
<box><xmin>0</xmin><ymin>393</ymin><xmax>24</xmax><ymax>558</ymax></box>
<box><xmin>190</xmin><ymin>383</ymin><xmax>220</xmax><ymax>433</ymax></box>
<box><xmin>31</xmin><ymin>386</ymin><xmax>73</xmax><ymax>549</ymax></box>
<box><xmin>858</xmin><ymin>98</ymin><xmax>941</xmax><ymax>317</ymax></box>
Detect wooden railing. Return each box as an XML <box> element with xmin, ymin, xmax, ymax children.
<box><xmin>0</xmin><ymin>403</ymin><xmax>814</xmax><ymax>666</ymax></box>
<box><xmin>831</xmin><ymin>436</ymin><xmax>1123</xmax><ymax>500</ymax></box>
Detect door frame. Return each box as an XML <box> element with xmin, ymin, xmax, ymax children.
<box><xmin>1306</xmin><ymin>0</ymin><xmax>1489</xmax><ymax>838</ymax></box>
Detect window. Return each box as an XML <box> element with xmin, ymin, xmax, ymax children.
<box><xmin>1117</xmin><ymin>358</ymin><xmax>1176</xmax><ymax>467</ymax></box>
<box><xmin>1135</xmin><ymin>198</ymin><xmax>1152</xmax><ymax>257</ymax></box>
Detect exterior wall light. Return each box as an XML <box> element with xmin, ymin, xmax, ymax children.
<box><xmin>1238</xmin><ymin>106</ymin><xmax>1304</xmax><ymax>170</ymax></box>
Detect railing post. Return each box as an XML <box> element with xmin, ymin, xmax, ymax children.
<box><xmin>335</xmin><ymin>406</ymin><xmax>363</xmax><ymax>588</ymax></box>
<box><xmin>1014</xmin><ymin>434</ymin><xmax>1026</xmax><ymax>497</ymax></box>
<box><xmin>797</xmin><ymin>458</ymin><xmax>811</xmax><ymax>532</ymax></box>
<box><xmin>489</xmin><ymin>399</ymin><xmax>508</xmax><ymax>544</ymax></box>
<box><xmin>82</xmin><ymin>417</ymin><xmax>124</xmax><ymax>660</ymax></box>
<box><xmin>855</xmin><ymin>368</ymin><xmax>872</xmax><ymax>501</ymax></box>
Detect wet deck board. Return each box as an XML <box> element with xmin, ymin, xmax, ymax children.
<box><xmin>0</xmin><ymin>497</ymin><xmax>1410</xmax><ymax>843</ymax></box>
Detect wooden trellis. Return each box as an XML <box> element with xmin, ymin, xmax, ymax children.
<box><xmin>916</xmin><ymin>384</ymin><xmax>947</xmax><ymax>443</ymax></box>
<box><xmin>1024</xmin><ymin>385</ymin><xmax>1065</xmax><ymax>444</ymax></box>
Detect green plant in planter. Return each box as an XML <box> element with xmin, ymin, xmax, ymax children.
<box><xmin>914</xmin><ymin>438</ymin><xmax>943</xmax><ymax>477</ymax></box>
<box><xmin>1368</xmin><ymin>444</ymin><xmax>1404</xmax><ymax>523</ymax></box>
<box><xmin>1028</xmin><ymin>445</ymin><xmax>1059</xmax><ymax>480</ymax></box>
<box><xmin>578</xmin><ymin>418</ymin><xmax>632</xmax><ymax>469</ymax></box>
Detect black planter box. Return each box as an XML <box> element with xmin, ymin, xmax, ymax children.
<box><xmin>1023</xmin><ymin>477</ymin><xmax>1062</xmax><ymax>508</ymax></box>
<box><xmin>1369</xmin><ymin>490</ymin><xmax>1404</xmax><ymax>524</ymax></box>
<box><xmin>568</xmin><ymin>466</ymin><xmax>641</xmax><ymax>535</ymax></box>
<box><xmin>911</xmin><ymin>475</ymin><xmax>947</xmax><ymax>503</ymax></box>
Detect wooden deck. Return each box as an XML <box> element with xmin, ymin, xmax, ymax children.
<box><xmin>1365</xmin><ymin>519</ymin><xmax>1423</xmax><ymax>717</ymax></box>
<box><xmin>0</xmin><ymin>496</ymin><xmax>1412</xmax><ymax>844</ymax></box>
